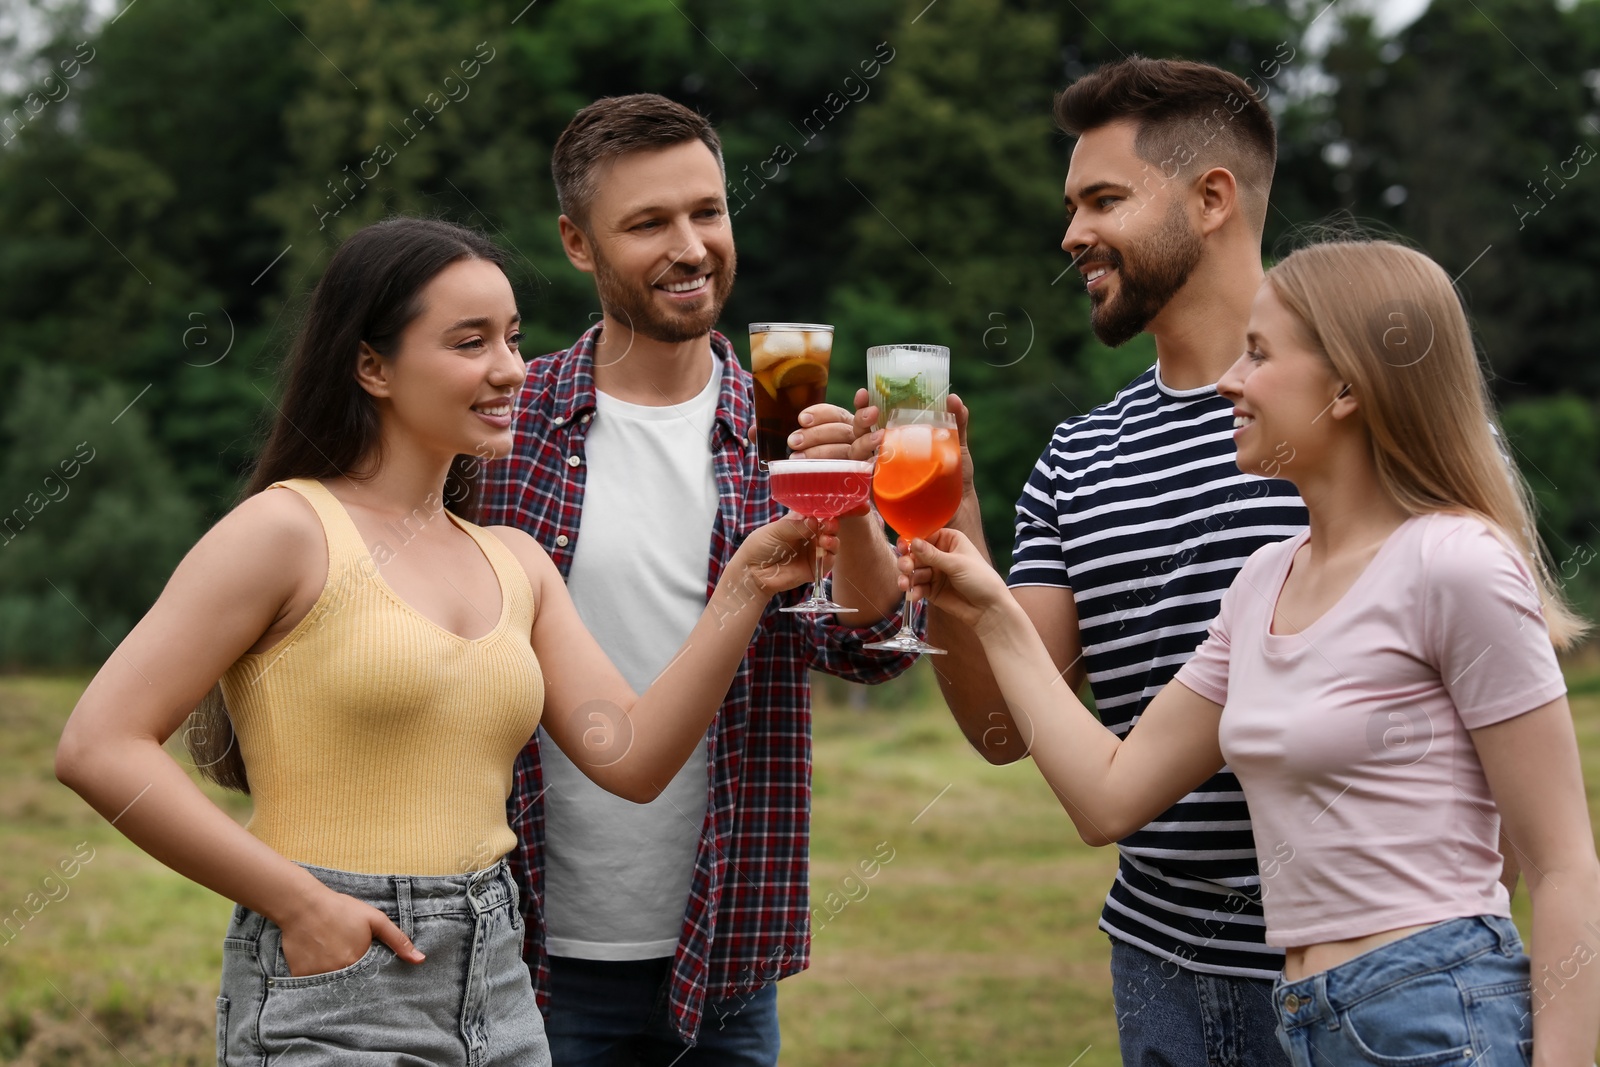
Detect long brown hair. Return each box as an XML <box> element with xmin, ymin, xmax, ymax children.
<box><xmin>1267</xmin><ymin>239</ymin><xmax>1587</xmax><ymax>650</ymax></box>
<box><xmin>184</xmin><ymin>217</ymin><xmax>507</xmax><ymax>792</ymax></box>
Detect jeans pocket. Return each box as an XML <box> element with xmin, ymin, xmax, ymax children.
<box><xmin>1340</xmin><ymin>973</ymin><xmax>1474</xmax><ymax>1066</ymax></box>
<box><xmin>257</xmin><ymin>938</ymin><xmax>394</xmax><ymax>1059</ymax></box>
<box><xmin>215</xmin><ymin>996</ymin><xmax>229</xmax><ymax>1067</ymax></box>
<box><xmin>270</xmin><ymin>937</ymin><xmax>388</xmax><ymax>989</ymax></box>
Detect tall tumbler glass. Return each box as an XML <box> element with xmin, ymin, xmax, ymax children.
<box><xmin>749</xmin><ymin>323</ymin><xmax>833</xmax><ymax>469</ymax></box>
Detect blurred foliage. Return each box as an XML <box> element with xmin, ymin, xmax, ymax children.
<box><xmin>0</xmin><ymin>367</ymin><xmax>200</xmax><ymax>667</ymax></box>
<box><xmin>1502</xmin><ymin>393</ymin><xmax>1600</xmax><ymax>613</ymax></box>
<box><xmin>2</xmin><ymin>0</ymin><xmax>1599</xmax><ymax>664</ymax></box>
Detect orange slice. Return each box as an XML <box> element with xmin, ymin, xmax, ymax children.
<box><xmin>771</xmin><ymin>357</ymin><xmax>827</xmax><ymax>390</ymax></box>
<box><xmin>874</xmin><ymin>459</ymin><xmax>939</xmax><ymax>501</ymax></box>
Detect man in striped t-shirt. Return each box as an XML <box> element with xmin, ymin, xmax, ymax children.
<box><xmin>929</xmin><ymin>59</ymin><xmax>1306</xmax><ymax>1064</ymax></box>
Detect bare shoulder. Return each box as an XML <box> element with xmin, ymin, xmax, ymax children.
<box><xmin>483</xmin><ymin>524</ymin><xmax>557</xmax><ymax>586</ymax></box>
<box><xmin>210</xmin><ymin>484</ymin><xmax>323</xmax><ymax>561</ymax></box>
<box><xmin>180</xmin><ymin>484</ymin><xmax>325</xmax><ymax>603</ymax></box>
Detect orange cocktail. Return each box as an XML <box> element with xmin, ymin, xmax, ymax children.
<box><xmin>866</xmin><ymin>410</ymin><xmax>962</xmax><ymax>655</ymax></box>
<box><xmin>873</xmin><ymin>418</ymin><xmax>962</xmax><ymax>541</ymax></box>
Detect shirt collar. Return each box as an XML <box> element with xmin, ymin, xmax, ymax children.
<box><xmin>551</xmin><ymin>322</ymin><xmax>751</xmax><ymax>445</ymax></box>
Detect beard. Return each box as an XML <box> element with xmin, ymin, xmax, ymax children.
<box><xmin>592</xmin><ymin>243</ymin><xmax>737</xmax><ymax>344</ymax></box>
<box><xmin>1085</xmin><ymin>198</ymin><xmax>1204</xmax><ymax>348</ymax></box>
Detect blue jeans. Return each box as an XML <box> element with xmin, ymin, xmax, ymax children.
<box><xmin>1274</xmin><ymin>915</ymin><xmax>1536</xmax><ymax>1067</ymax></box>
<box><xmin>1110</xmin><ymin>937</ymin><xmax>1290</xmax><ymax>1066</ymax></box>
<box><xmin>217</xmin><ymin>859</ymin><xmax>549</xmax><ymax>1066</ymax></box>
<box><xmin>545</xmin><ymin>955</ymin><xmax>779</xmax><ymax>1066</ymax></box>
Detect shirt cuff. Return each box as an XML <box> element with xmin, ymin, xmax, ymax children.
<box><xmin>820</xmin><ymin>604</ymin><xmax>918</xmax><ymax>643</ymax></box>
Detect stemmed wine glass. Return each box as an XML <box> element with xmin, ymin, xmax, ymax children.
<box><xmin>766</xmin><ymin>459</ymin><xmax>875</xmax><ymax>614</ymax></box>
<box><xmin>864</xmin><ymin>409</ymin><xmax>962</xmax><ymax>654</ymax></box>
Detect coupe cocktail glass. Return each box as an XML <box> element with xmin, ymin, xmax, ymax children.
<box><xmin>767</xmin><ymin>458</ymin><xmax>874</xmax><ymax>615</ymax></box>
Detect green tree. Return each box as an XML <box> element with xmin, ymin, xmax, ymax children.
<box><xmin>1502</xmin><ymin>393</ymin><xmax>1600</xmax><ymax>615</ymax></box>
<box><xmin>1321</xmin><ymin>0</ymin><xmax>1600</xmax><ymax>394</ymax></box>
<box><xmin>0</xmin><ymin>0</ymin><xmax>302</xmax><ymax>511</ymax></box>
<box><xmin>0</xmin><ymin>366</ymin><xmax>200</xmax><ymax>667</ymax></box>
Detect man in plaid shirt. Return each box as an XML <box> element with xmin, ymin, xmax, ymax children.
<box><xmin>480</xmin><ymin>94</ymin><xmax>916</xmax><ymax>1065</ymax></box>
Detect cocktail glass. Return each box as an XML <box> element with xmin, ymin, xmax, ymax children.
<box><xmin>767</xmin><ymin>458</ymin><xmax>875</xmax><ymax>615</ymax></box>
<box><xmin>749</xmin><ymin>323</ymin><xmax>833</xmax><ymax>469</ymax></box>
<box><xmin>866</xmin><ymin>344</ymin><xmax>949</xmax><ymax>428</ymax></box>
<box><xmin>864</xmin><ymin>409</ymin><xmax>963</xmax><ymax>655</ymax></box>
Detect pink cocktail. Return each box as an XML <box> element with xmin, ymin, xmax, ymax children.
<box><xmin>767</xmin><ymin>459</ymin><xmax>873</xmax><ymax>614</ymax></box>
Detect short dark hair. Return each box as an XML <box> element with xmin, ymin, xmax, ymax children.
<box><xmin>551</xmin><ymin>93</ymin><xmax>725</xmax><ymax>227</ymax></box>
<box><xmin>1055</xmin><ymin>57</ymin><xmax>1277</xmax><ymax>232</ymax></box>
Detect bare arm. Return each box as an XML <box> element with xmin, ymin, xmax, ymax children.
<box><xmin>54</xmin><ymin>490</ymin><xmax>424</xmax><ymax>977</ymax></box>
<box><xmin>907</xmin><ymin>528</ymin><xmax>1225</xmax><ymax>844</ymax></box>
<box><xmin>827</xmin><ymin>510</ymin><xmax>902</xmax><ymax>625</ymax></box>
<box><xmin>793</xmin><ymin>390</ymin><xmax>1086</xmax><ymax>762</ymax></box>
<box><xmin>928</xmin><ymin>497</ymin><xmax>1086</xmax><ymax>765</ymax></box>
<box><xmin>1472</xmin><ymin>698</ymin><xmax>1600</xmax><ymax>1066</ymax></box>
<box><xmin>495</xmin><ymin>515</ymin><xmax>821</xmax><ymax>803</ymax></box>
<box><xmin>1499</xmin><ymin>827</ymin><xmax>1522</xmax><ymax>900</ymax></box>
<box><xmin>931</xmin><ymin>415</ymin><xmax>1088</xmax><ymax>765</ymax></box>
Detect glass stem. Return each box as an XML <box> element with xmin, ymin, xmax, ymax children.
<box><xmin>897</xmin><ymin>589</ymin><xmax>916</xmax><ymax>638</ymax></box>
<box><xmin>813</xmin><ymin>542</ymin><xmax>826</xmax><ymax>594</ymax></box>
<box><xmin>897</xmin><ymin>541</ymin><xmax>917</xmax><ymax>636</ymax></box>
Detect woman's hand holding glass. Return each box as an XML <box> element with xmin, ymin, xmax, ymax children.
<box><xmin>732</xmin><ymin>513</ymin><xmax>838</xmax><ymax>598</ymax></box>
<box><xmin>897</xmin><ymin>528</ymin><xmax>1016</xmax><ymax>635</ymax></box>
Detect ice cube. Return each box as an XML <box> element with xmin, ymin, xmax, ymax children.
<box><xmin>904</xmin><ymin>352</ymin><xmax>946</xmax><ymax>385</ymax></box>
<box><xmin>894</xmin><ymin>424</ymin><xmax>934</xmax><ymax>463</ymax></box>
<box><xmin>805</xmin><ymin>331</ymin><xmax>833</xmax><ymax>358</ymax></box>
<box><xmin>754</xmin><ymin>330</ymin><xmax>805</xmax><ymax>371</ymax></box>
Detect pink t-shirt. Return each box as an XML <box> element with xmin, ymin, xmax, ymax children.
<box><xmin>1174</xmin><ymin>512</ymin><xmax>1566</xmax><ymax>948</ymax></box>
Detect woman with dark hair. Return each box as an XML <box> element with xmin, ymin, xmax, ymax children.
<box><xmin>53</xmin><ymin>217</ymin><xmax>825</xmax><ymax>1065</ymax></box>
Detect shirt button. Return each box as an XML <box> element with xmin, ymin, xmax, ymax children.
<box><xmin>582</xmin><ymin>413</ymin><xmax>592</xmax><ymax>424</ymax></box>
<box><xmin>553</xmin><ymin>415</ymin><xmax>566</xmax><ymax>426</ymax></box>
<box><xmin>567</xmin><ymin>455</ymin><xmax>581</xmax><ymax>468</ymax></box>
<box><xmin>555</xmin><ymin>535</ymin><xmax>569</xmax><ymax>547</ymax></box>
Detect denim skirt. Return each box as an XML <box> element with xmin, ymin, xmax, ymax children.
<box><xmin>217</xmin><ymin>858</ymin><xmax>550</xmax><ymax>1066</ymax></box>
<box><xmin>1274</xmin><ymin>915</ymin><xmax>1534</xmax><ymax>1067</ymax></box>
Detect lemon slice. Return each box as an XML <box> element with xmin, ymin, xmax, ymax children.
<box><xmin>771</xmin><ymin>358</ymin><xmax>827</xmax><ymax>390</ymax></box>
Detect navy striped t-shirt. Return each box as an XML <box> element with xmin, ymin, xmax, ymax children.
<box><xmin>1008</xmin><ymin>364</ymin><xmax>1307</xmax><ymax>979</ymax></box>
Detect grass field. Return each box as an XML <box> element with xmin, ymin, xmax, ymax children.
<box><xmin>2</xmin><ymin>664</ymin><xmax>1598</xmax><ymax>1066</ymax></box>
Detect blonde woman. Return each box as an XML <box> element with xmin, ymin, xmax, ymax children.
<box><xmin>53</xmin><ymin>218</ymin><xmax>825</xmax><ymax>1064</ymax></box>
<box><xmin>902</xmin><ymin>240</ymin><xmax>1600</xmax><ymax>1065</ymax></box>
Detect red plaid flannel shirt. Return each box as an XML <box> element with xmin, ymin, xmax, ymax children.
<box><xmin>479</xmin><ymin>324</ymin><xmax>916</xmax><ymax>1042</ymax></box>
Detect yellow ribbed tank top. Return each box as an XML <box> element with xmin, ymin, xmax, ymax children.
<box><xmin>219</xmin><ymin>478</ymin><xmax>544</xmax><ymax>876</ymax></box>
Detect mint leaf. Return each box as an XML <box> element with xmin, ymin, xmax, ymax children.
<box><xmin>874</xmin><ymin>372</ymin><xmax>932</xmax><ymax>412</ymax></box>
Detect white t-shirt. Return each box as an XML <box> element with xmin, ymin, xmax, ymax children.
<box><xmin>541</xmin><ymin>363</ymin><xmax>722</xmax><ymax>959</ymax></box>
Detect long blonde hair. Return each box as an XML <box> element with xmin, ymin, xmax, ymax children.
<box><xmin>1267</xmin><ymin>239</ymin><xmax>1587</xmax><ymax>650</ymax></box>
